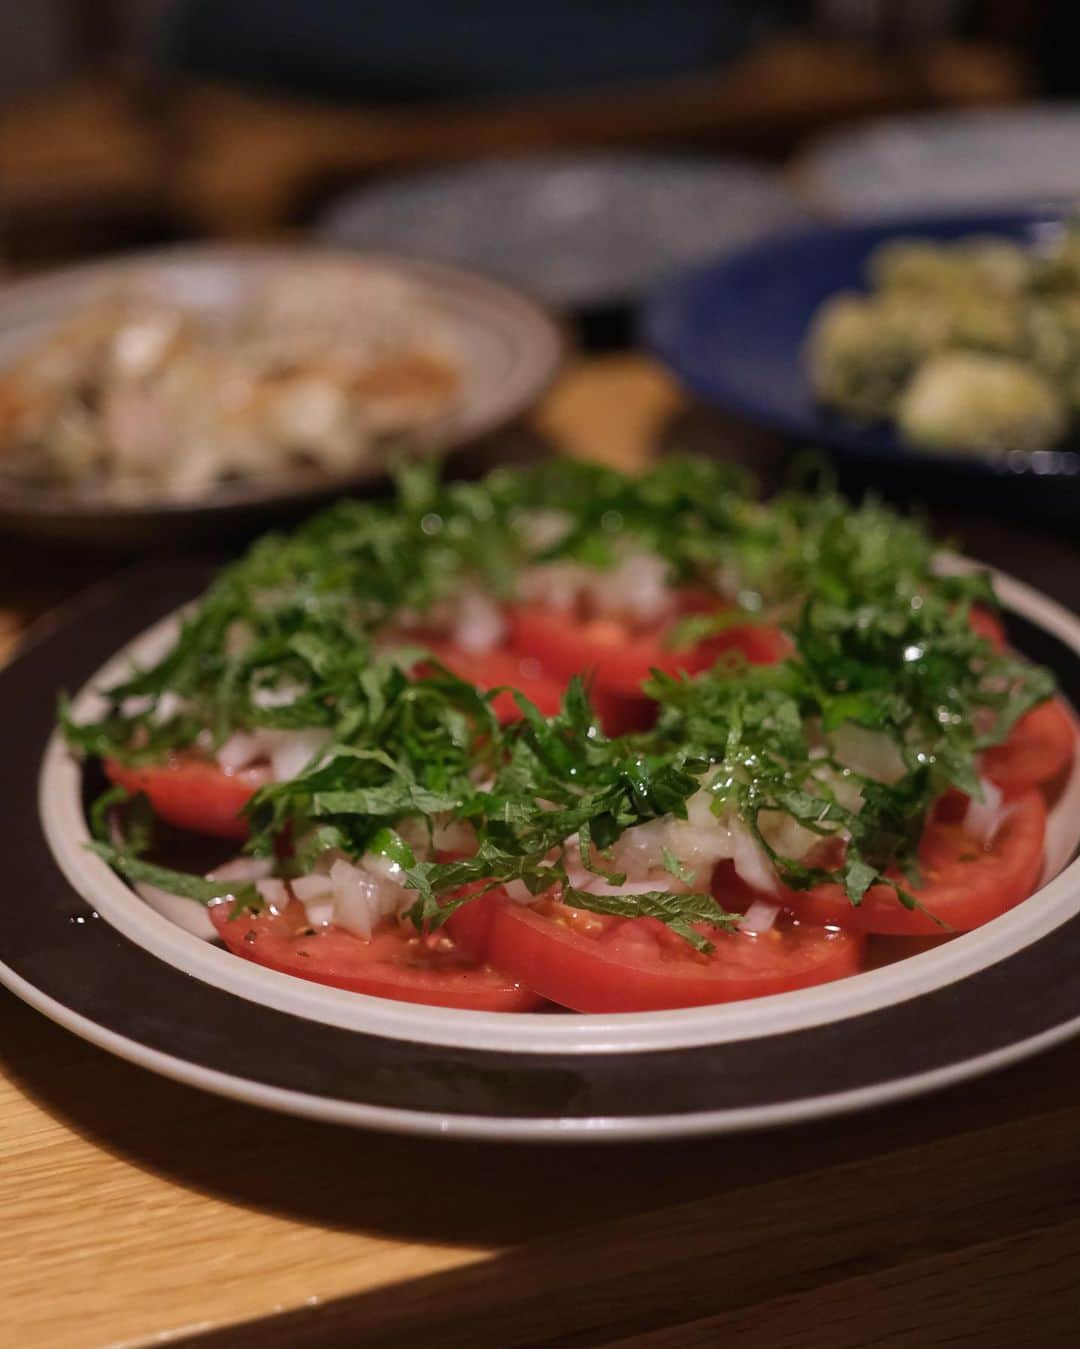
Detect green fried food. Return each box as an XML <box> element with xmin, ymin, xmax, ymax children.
<box><xmin>806</xmin><ymin>224</ymin><xmax>1080</xmax><ymax>456</ymax></box>
<box><xmin>897</xmin><ymin>352</ymin><xmax>1066</xmax><ymax>457</ymax></box>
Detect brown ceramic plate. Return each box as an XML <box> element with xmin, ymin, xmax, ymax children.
<box><xmin>0</xmin><ymin>246</ymin><xmax>565</xmax><ymax>548</ymax></box>
<box><xmin>3</xmin><ymin>562</ymin><xmax>1080</xmax><ymax>1141</ymax></box>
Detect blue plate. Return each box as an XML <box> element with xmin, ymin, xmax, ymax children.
<box><xmin>641</xmin><ymin>209</ymin><xmax>1080</xmax><ymax>506</ymax></box>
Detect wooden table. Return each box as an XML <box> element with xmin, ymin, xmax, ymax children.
<box><xmin>2</xmin><ymin>357</ymin><xmax>1078</xmax><ymax>1348</ymax></box>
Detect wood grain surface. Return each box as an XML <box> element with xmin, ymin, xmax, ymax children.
<box><xmin>2</xmin><ymin>356</ymin><xmax>1078</xmax><ymax>1348</ymax></box>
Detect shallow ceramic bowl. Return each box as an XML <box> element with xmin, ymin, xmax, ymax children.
<box><xmin>0</xmin><ymin>556</ymin><xmax>1076</xmax><ymax>1140</ymax></box>
<box><xmin>0</xmin><ymin>245</ymin><xmax>565</xmax><ymax>549</ymax></box>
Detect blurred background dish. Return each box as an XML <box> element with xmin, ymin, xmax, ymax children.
<box><xmin>0</xmin><ymin>254</ymin><xmax>464</xmax><ymax>504</ymax></box>
<box><xmin>804</xmin><ymin>222</ymin><xmax>1080</xmax><ymax>458</ymax></box>
<box><xmin>0</xmin><ymin>246</ymin><xmax>565</xmax><ymax>545</ymax></box>
<box><xmin>641</xmin><ymin>208</ymin><xmax>1080</xmax><ymax>517</ymax></box>
<box><xmin>798</xmin><ymin>104</ymin><xmax>1080</xmax><ymax>218</ymax></box>
<box><xmin>315</xmin><ymin>153</ymin><xmax>807</xmax><ymax>324</ymax></box>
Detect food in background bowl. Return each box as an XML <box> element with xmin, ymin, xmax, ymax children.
<box><xmin>896</xmin><ymin>351</ymin><xmax>1067</xmax><ymax>456</ymax></box>
<box><xmin>0</xmin><ymin>261</ymin><xmax>460</xmax><ymax>503</ymax></box>
<box><xmin>805</xmin><ymin>225</ymin><xmax>1080</xmax><ymax>457</ymax></box>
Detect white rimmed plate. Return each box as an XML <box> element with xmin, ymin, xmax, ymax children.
<box><xmin>6</xmin><ymin>562</ymin><xmax>1080</xmax><ymax>1140</ymax></box>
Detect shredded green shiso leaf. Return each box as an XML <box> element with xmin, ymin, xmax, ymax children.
<box><xmin>64</xmin><ymin>457</ymin><xmax>1055</xmax><ymax>950</ymax></box>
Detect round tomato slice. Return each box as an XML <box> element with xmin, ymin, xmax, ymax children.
<box><xmin>507</xmin><ymin>597</ymin><xmax>787</xmax><ymax>702</ymax></box>
<box><xmin>417</xmin><ymin>640</ymin><xmax>565</xmax><ymax>723</ymax></box>
<box><xmin>105</xmin><ymin>754</ymin><xmax>267</xmax><ymax>840</ymax></box>
<box><xmin>419</xmin><ymin>638</ymin><xmax>642</xmax><ymax>734</ymax></box>
<box><xmin>479</xmin><ymin>892</ymin><xmax>863</xmax><ymax>1012</ymax></box>
<box><xmin>783</xmin><ymin>788</ymin><xmax>1047</xmax><ymax>936</ymax></box>
<box><xmin>982</xmin><ymin>698</ymin><xmax>1076</xmax><ymax>794</ymax></box>
<box><xmin>442</xmin><ymin>883</ymin><xmax>496</xmax><ymax>957</ymax></box>
<box><xmin>211</xmin><ymin>898</ymin><xmax>544</xmax><ymax>1011</ymax></box>
<box><xmin>969</xmin><ymin>605</ymin><xmax>1007</xmax><ymax>651</ymax></box>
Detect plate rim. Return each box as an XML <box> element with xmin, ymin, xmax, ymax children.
<box><xmin>5</xmin><ymin>955</ymin><xmax>1079</xmax><ymax>1144</ymax></box>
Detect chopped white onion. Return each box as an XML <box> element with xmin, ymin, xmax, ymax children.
<box><xmin>519</xmin><ymin>509</ymin><xmax>571</xmax><ymax>552</ymax></box>
<box><xmin>291</xmin><ymin>873</ymin><xmax>334</xmax><ymax>902</ymax></box>
<box><xmin>328</xmin><ymin>860</ymin><xmax>384</xmax><ymax>938</ymax></box>
<box><xmin>120</xmin><ymin>690</ymin><xmax>188</xmax><ymax>724</ymax></box>
<box><xmin>216</xmin><ymin>730</ymin><xmax>261</xmax><ymax>772</ymax></box>
<box><xmin>451</xmin><ymin>588</ymin><xmax>507</xmax><ymax>654</ymax></box>
<box><xmin>255</xmin><ymin>878</ymin><xmax>289</xmax><ymax>911</ymax></box>
<box><xmin>292</xmin><ymin>868</ymin><xmax>334</xmax><ymax>933</ymax></box>
<box><xmin>609</xmin><ymin>552</ymin><xmax>674</xmax><ymax>626</ymax></box>
<box><xmin>320</xmin><ymin>855</ymin><xmax>417</xmax><ymax>938</ymax></box>
<box><xmin>214</xmin><ymin>726</ymin><xmax>330</xmax><ymax>781</ymax></box>
<box><xmin>829</xmin><ymin>723</ymin><xmax>907</xmax><ymax>785</ymax></box>
<box><xmin>363</xmin><ymin>851</ymin><xmax>406</xmax><ymax>885</ymax></box>
<box><xmin>518</xmin><ymin>549</ymin><xmax>677</xmax><ymax>626</ymax></box>
<box><xmin>303</xmin><ymin>896</ymin><xmax>335</xmax><ymax>928</ymax></box>
<box><xmin>730</xmin><ymin>822</ymin><xmax>780</xmax><ymax>896</ymax></box>
<box><xmin>209</xmin><ymin>856</ymin><xmax>276</xmax><ymax>884</ymax></box>
<box><xmin>964</xmin><ymin>777</ymin><xmax>1012</xmax><ymax>848</ymax></box>
<box><xmin>611</xmin><ymin>790</ymin><xmax>779</xmax><ymax>896</ymax></box>
<box><xmin>135</xmin><ymin>881</ymin><xmax>217</xmax><ymax>940</ymax></box>
<box><xmin>738</xmin><ymin>899</ymin><xmax>782</xmax><ymax>934</ymax></box>
<box><xmin>517</xmin><ymin>561</ymin><xmax>580</xmax><ymax>613</ymax></box>
<box><xmin>267</xmin><ymin>728</ymin><xmax>330</xmax><ymax>782</ymax></box>
<box><xmin>757</xmin><ymin>809</ymin><xmax>822</xmax><ymax>866</ymax></box>
<box><xmin>251</xmin><ymin>678</ymin><xmax>307</xmax><ymax>710</ymax></box>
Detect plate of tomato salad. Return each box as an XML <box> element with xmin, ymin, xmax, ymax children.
<box><xmin>5</xmin><ymin>456</ymin><xmax>1080</xmax><ymax>1140</ymax></box>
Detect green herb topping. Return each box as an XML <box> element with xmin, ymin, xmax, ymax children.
<box><xmin>63</xmin><ymin>458</ymin><xmax>1055</xmax><ymax>947</ymax></box>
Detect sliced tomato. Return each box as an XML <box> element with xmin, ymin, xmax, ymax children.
<box><xmin>982</xmin><ymin>698</ymin><xmax>1076</xmax><ymax>793</ymax></box>
<box><xmin>442</xmin><ymin>882</ymin><xmax>496</xmax><ymax>957</ymax></box>
<box><xmin>507</xmin><ymin>595</ymin><xmax>788</xmax><ymax>703</ymax></box>
<box><xmin>969</xmin><ymin>605</ymin><xmax>1007</xmax><ymax>651</ymax></box>
<box><xmin>105</xmin><ymin>754</ymin><xmax>267</xmax><ymax>840</ymax></box>
<box><xmin>211</xmin><ymin>898</ymin><xmax>544</xmax><ymax>1011</ymax></box>
<box><xmin>476</xmin><ymin>891</ymin><xmax>862</xmax><ymax>1012</ymax></box>
<box><xmin>419</xmin><ymin>638</ymin><xmax>645</xmax><ymax>734</ymax></box>
<box><xmin>419</xmin><ymin>640</ymin><xmax>565</xmax><ymax>723</ymax></box>
<box><xmin>782</xmin><ymin>788</ymin><xmax>1047</xmax><ymax>936</ymax></box>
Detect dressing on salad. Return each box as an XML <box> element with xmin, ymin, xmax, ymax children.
<box><xmin>63</xmin><ymin>456</ymin><xmax>1073</xmax><ymax>1012</ymax></box>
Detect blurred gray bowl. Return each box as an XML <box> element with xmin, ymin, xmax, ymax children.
<box><xmin>315</xmin><ymin>153</ymin><xmax>808</xmax><ymax>311</ymax></box>
<box><xmin>798</xmin><ymin>105</ymin><xmax>1080</xmax><ymax>219</ymax></box>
